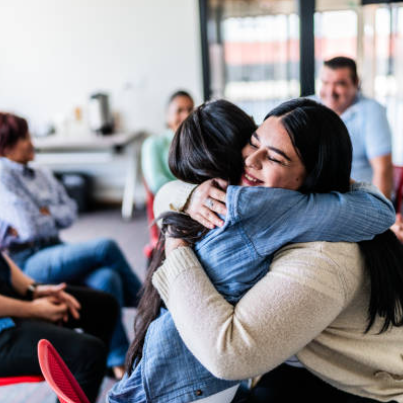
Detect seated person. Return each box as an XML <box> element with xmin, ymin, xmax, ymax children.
<box><xmin>0</xmin><ymin>112</ymin><xmax>142</xmax><ymax>379</ymax></box>
<box><xmin>0</xmin><ymin>252</ymin><xmax>118</xmax><ymax>403</ymax></box>
<box><xmin>141</xmin><ymin>90</ymin><xmax>194</xmax><ymax>194</ymax></box>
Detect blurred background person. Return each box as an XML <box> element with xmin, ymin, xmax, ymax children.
<box><xmin>0</xmin><ymin>112</ymin><xmax>142</xmax><ymax>379</ymax></box>
<box><xmin>317</xmin><ymin>56</ymin><xmax>393</xmax><ymax>198</ymax></box>
<box><xmin>141</xmin><ymin>90</ymin><xmax>194</xmax><ymax>195</ymax></box>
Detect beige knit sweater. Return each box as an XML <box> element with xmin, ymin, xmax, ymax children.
<box><xmin>152</xmin><ymin>181</ymin><xmax>403</xmax><ymax>402</ymax></box>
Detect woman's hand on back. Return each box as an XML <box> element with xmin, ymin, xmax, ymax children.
<box><xmin>186</xmin><ymin>178</ymin><xmax>228</xmax><ymax>229</ymax></box>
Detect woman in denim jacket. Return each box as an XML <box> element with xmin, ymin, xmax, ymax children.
<box><xmin>108</xmin><ymin>99</ymin><xmax>395</xmax><ymax>403</ymax></box>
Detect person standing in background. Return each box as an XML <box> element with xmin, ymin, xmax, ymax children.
<box><xmin>141</xmin><ymin>90</ymin><xmax>194</xmax><ymax>194</ymax></box>
<box><xmin>316</xmin><ymin>57</ymin><xmax>403</xmax><ymax>241</ymax></box>
<box><xmin>317</xmin><ymin>56</ymin><xmax>393</xmax><ymax>198</ymax></box>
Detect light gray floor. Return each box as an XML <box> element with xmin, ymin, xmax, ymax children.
<box><xmin>0</xmin><ymin>207</ymin><xmax>150</xmax><ymax>403</ymax></box>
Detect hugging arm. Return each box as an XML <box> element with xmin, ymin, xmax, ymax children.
<box><xmin>235</xmin><ymin>182</ymin><xmax>395</xmax><ymax>256</ymax></box>
<box><xmin>152</xmin><ymin>245</ymin><xmax>347</xmax><ymax>380</ymax></box>
<box><xmin>155</xmin><ymin>180</ymin><xmax>395</xmax><ymax>248</ymax></box>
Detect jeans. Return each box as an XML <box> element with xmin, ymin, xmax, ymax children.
<box><xmin>11</xmin><ymin>238</ymin><xmax>142</xmax><ymax>368</ymax></box>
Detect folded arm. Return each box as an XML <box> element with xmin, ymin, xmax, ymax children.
<box><xmin>0</xmin><ymin>174</ymin><xmax>56</xmax><ymax>242</ymax></box>
<box><xmin>46</xmin><ymin>173</ymin><xmax>77</xmax><ymax>228</ymax></box>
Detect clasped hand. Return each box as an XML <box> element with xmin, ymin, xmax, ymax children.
<box><xmin>165</xmin><ymin>178</ymin><xmax>228</xmax><ymax>256</ymax></box>
<box><xmin>32</xmin><ymin>283</ymin><xmax>81</xmax><ymax>323</ymax></box>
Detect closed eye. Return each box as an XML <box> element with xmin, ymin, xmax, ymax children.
<box><xmin>267</xmin><ymin>155</ymin><xmax>287</xmax><ymax>166</ymax></box>
<box><xmin>268</xmin><ymin>156</ymin><xmax>282</xmax><ymax>164</ymax></box>
<box><xmin>248</xmin><ymin>138</ymin><xmax>258</xmax><ymax>149</ymax></box>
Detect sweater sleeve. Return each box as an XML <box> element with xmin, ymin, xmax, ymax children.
<box><xmin>152</xmin><ymin>243</ymin><xmax>355</xmax><ymax>380</ymax></box>
<box><xmin>153</xmin><ymin>180</ymin><xmax>197</xmax><ymax>218</ymax></box>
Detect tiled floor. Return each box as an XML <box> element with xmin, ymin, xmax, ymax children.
<box><xmin>0</xmin><ymin>207</ymin><xmax>149</xmax><ymax>403</ymax></box>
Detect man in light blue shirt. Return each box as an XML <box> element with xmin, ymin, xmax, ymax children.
<box><xmin>317</xmin><ymin>56</ymin><xmax>393</xmax><ymax>198</ymax></box>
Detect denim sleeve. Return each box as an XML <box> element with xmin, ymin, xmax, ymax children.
<box><xmin>44</xmin><ymin>170</ymin><xmax>77</xmax><ymax>229</ymax></box>
<box><xmin>229</xmin><ymin>182</ymin><xmax>395</xmax><ymax>257</ymax></box>
<box><xmin>364</xmin><ymin>101</ymin><xmax>392</xmax><ymax>159</ymax></box>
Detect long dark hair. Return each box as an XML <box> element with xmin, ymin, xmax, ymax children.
<box><xmin>126</xmin><ymin>100</ymin><xmax>257</xmax><ymax>373</ymax></box>
<box><xmin>267</xmin><ymin>98</ymin><xmax>403</xmax><ymax>333</ymax></box>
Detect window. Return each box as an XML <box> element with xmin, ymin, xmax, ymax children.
<box><xmin>205</xmin><ymin>0</ymin><xmax>299</xmax><ymax>123</ymax></box>
<box><xmin>201</xmin><ymin>0</ymin><xmax>403</xmax><ymax>163</ymax></box>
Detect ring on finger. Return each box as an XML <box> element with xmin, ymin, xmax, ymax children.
<box><xmin>204</xmin><ymin>197</ymin><xmax>214</xmax><ymax>209</ymax></box>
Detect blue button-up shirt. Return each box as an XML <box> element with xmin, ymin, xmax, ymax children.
<box><xmin>341</xmin><ymin>94</ymin><xmax>392</xmax><ymax>183</ymax></box>
<box><xmin>0</xmin><ymin>157</ymin><xmax>77</xmax><ymax>249</ymax></box>
<box><xmin>311</xmin><ymin>94</ymin><xmax>392</xmax><ymax>183</ymax></box>
<box><xmin>109</xmin><ymin>183</ymin><xmax>395</xmax><ymax>403</ymax></box>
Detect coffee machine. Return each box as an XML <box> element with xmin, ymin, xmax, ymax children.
<box><xmin>88</xmin><ymin>92</ymin><xmax>114</xmax><ymax>135</ymax></box>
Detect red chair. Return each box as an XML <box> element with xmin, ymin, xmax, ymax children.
<box><xmin>0</xmin><ymin>375</ymin><xmax>44</xmax><ymax>387</ymax></box>
<box><xmin>143</xmin><ymin>180</ymin><xmax>160</xmax><ymax>261</ymax></box>
<box><xmin>37</xmin><ymin>339</ymin><xmax>90</xmax><ymax>403</ymax></box>
<box><xmin>393</xmin><ymin>165</ymin><xmax>403</xmax><ymax>214</ymax></box>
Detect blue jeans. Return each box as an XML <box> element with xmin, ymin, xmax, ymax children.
<box><xmin>11</xmin><ymin>238</ymin><xmax>142</xmax><ymax>368</ymax></box>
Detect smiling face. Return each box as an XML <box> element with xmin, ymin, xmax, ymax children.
<box><xmin>166</xmin><ymin>95</ymin><xmax>194</xmax><ymax>133</ymax></box>
<box><xmin>319</xmin><ymin>66</ymin><xmax>358</xmax><ymax>115</ymax></box>
<box><xmin>240</xmin><ymin>116</ymin><xmax>306</xmax><ymax>190</ymax></box>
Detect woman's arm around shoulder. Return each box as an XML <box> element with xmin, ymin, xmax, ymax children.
<box><xmin>152</xmin><ymin>242</ymin><xmax>359</xmax><ymax>380</ymax></box>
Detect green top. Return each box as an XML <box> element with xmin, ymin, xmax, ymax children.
<box><xmin>141</xmin><ymin>129</ymin><xmax>177</xmax><ymax>194</ymax></box>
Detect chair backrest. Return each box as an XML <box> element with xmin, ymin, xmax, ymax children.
<box><xmin>37</xmin><ymin>339</ymin><xmax>90</xmax><ymax>403</ymax></box>
<box><xmin>0</xmin><ymin>375</ymin><xmax>44</xmax><ymax>387</ymax></box>
<box><xmin>393</xmin><ymin>165</ymin><xmax>403</xmax><ymax>213</ymax></box>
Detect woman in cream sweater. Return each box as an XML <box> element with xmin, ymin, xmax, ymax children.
<box><xmin>152</xmin><ymin>101</ymin><xmax>403</xmax><ymax>402</ymax></box>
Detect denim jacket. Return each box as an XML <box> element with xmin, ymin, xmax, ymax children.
<box><xmin>108</xmin><ymin>183</ymin><xmax>395</xmax><ymax>403</ymax></box>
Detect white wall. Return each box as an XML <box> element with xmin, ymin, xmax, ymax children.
<box><xmin>0</xmin><ymin>0</ymin><xmax>202</xmax><ymax>202</ymax></box>
<box><xmin>0</xmin><ymin>0</ymin><xmax>203</xmax><ymax>135</ymax></box>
